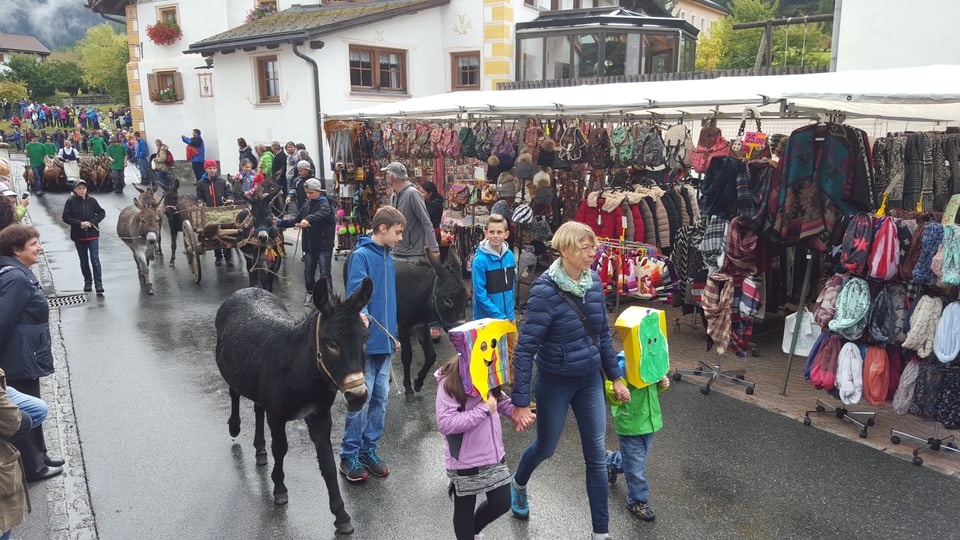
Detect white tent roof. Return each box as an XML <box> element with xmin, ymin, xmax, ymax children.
<box><xmin>327</xmin><ymin>65</ymin><xmax>960</xmax><ymax>122</ymax></box>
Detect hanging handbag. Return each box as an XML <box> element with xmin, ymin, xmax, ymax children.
<box><xmin>731</xmin><ymin>107</ymin><xmax>767</xmax><ymax>160</ymax></box>
<box><xmin>448</xmin><ymin>182</ymin><xmax>471</xmax><ymax>206</ymax></box>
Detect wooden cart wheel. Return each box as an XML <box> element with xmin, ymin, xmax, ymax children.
<box><xmin>182</xmin><ymin>220</ymin><xmax>202</xmax><ymax>284</ymax></box>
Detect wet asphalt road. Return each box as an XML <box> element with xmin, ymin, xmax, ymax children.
<box><xmin>14</xmin><ymin>175</ymin><xmax>960</xmax><ymax>540</ymax></box>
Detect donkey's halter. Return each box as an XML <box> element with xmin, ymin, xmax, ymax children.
<box><xmin>314</xmin><ymin>312</ymin><xmax>365</xmax><ymax>393</ymax></box>
<box><xmin>430</xmin><ymin>275</ymin><xmax>460</xmax><ymax>331</ymax></box>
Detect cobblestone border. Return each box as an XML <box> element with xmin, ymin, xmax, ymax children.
<box><xmin>8</xmin><ymin>155</ymin><xmax>98</xmax><ymax>539</ymax></box>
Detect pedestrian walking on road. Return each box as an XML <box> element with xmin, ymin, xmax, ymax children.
<box><xmin>0</xmin><ymin>225</ymin><xmax>66</xmax><ymax>484</ymax></box>
<box><xmin>508</xmin><ymin>221</ymin><xmax>629</xmax><ymax>540</ymax></box>
<box><xmin>281</xmin><ymin>178</ymin><xmax>334</xmax><ymax>306</ymax></box>
<box><xmin>133</xmin><ymin>131</ymin><xmax>150</xmax><ymax>185</ymax></box>
<box><xmin>61</xmin><ymin>180</ymin><xmax>106</xmax><ymax>293</ymax></box>
<box><xmin>106</xmin><ymin>136</ymin><xmax>127</xmax><ymax>193</ymax></box>
<box><xmin>435</xmin><ymin>356</ymin><xmax>520</xmax><ymax>540</ymax></box>
<box><xmin>385</xmin><ymin>162</ymin><xmax>439</xmax><ymax>259</ymax></box>
<box><xmin>24</xmin><ymin>135</ymin><xmax>45</xmax><ymax>196</ymax></box>
<box><xmin>153</xmin><ymin>139</ymin><xmax>172</xmax><ymax>189</ymax></box>
<box><xmin>340</xmin><ymin>206</ymin><xmax>405</xmax><ymax>483</ymax></box>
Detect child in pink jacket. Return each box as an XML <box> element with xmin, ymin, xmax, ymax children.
<box><xmin>435</xmin><ymin>357</ymin><xmax>519</xmax><ymax>540</ymax></box>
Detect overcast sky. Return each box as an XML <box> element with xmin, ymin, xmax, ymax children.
<box><xmin>0</xmin><ymin>0</ymin><xmax>110</xmax><ymax>50</ymax></box>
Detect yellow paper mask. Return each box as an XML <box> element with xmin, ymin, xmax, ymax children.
<box><xmin>615</xmin><ymin>307</ymin><xmax>670</xmax><ymax>388</ymax></box>
<box><xmin>449</xmin><ymin>319</ymin><xmax>516</xmax><ymax>397</ymax></box>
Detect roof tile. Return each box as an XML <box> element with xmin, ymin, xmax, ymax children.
<box><xmin>0</xmin><ymin>33</ymin><xmax>52</xmax><ymax>55</ymax></box>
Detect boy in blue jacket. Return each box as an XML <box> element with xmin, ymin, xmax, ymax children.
<box><xmin>340</xmin><ymin>206</ymin><xmax>406</xmax><ymax>483</ymax></box>
<box><xmin>471</xmin><ymin>214</ymin><xmax>518</xmax><ymax>376</ymax></box>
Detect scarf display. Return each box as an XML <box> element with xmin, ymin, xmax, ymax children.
<box><xmin>892</xmin><ymin>360</ymin><xmax>921</xmax><ymax>414</ymax></box>
<box><xmin>862</xmin><ymin>346</ymin><xmax>890</xmax><ymax>407</ymax></box>
<box><xmin>702</xmin><ymin>273</ymin><xmax>735</xmax><ymax>355</ymax></box>
<box><xmin>548</xmin><ymin>258</ymin><xmax>592</xmax><ymax>299</ymax></box>
<box><xmin>911</xmin><ymin>222</ymin><xmax>944</xmax><ymax>284</ymax></box>
<box><xmin>933</xmin><ymin>302</ymin><xmax>960</xmax><ymax>364</ymax></box>
<box><xmin>940</xmin><ymin>225</ymin><xmax>960</xmax><ymax>285</ymax></box>
<box><xmin>901</xmin><ymin>295</ymin><xmax>943</xmax><ymax>359</ymax></box>
<box><xmin>828</xmin><ymin>277</ymin><xmax>871</xmax><ymax>341</ymax></box>
<box><xmin>836</xmin><ymin>342</ymin><xmax>864</xmax><ymax>405</ymax></box>
<box><xmin>867</xmin><ymin>216</ymin><xmax>899</xmax><ymax>280</ymax></box>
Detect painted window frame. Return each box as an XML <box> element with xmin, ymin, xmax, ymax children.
<box><xmin>146</xmin><ymin>69</ymin><xmax>184</xmax><ymax>104</ymax></box>
<box><xmin>451</xmin><ymin>51</ymin><xmax>481</xmax><ymax>91</ymax></box>
<box><xmin>156</xmin><ymin>4</ymin><xmax>179</xmax><ymax>26</ymax></box>
<box><xmin>349</xmin><ymin>45</ymin><xmax>408</xmax><ymax>94</ymax></box>
<box><xmin>255</xmin><ymin>54</ymin><xmax>281</xmax><ymax>104</ymax></box>
<box><xmin>256</xmin><ymin>0</ymin><xmax>278</xmax><ymax>9</ymax></box>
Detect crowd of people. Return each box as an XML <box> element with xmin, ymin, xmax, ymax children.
<box><xmin>0</xmin><ymin>125</ymin><xmax>671</xmax><ymax>539</ymax></box>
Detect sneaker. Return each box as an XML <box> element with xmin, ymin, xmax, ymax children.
<box><xmin>626</xmin><ymin>502</ymin><xmax>656</xmax><ymax>522</ymax></box>
<box><xmin>358</xmin><ymin>449</ymin><xmax>389</xmax><ymax>477</ymax></box>
<box><xmin>303</xmin><ymin>292</ymin><xmax>313</xmax><ymax>307</ymax></box>
<box><xmin>338</xmin><ymin>455</ymin><xmax>368</xmax><ymax>483</ymax></box>
<box><xmin>607</xmin><ymin>465</ymin><xmax>617</xmax><ymax>485</ymax></box>
<box><xmin>510</xmin><ymin>476</ymin><xmax>529</xmax><ymax>519</ymax></box>
<box><xmin>95</xmin><ymin>284</ymin><xmax>104</xmax><ymax>295</ymax></box>
<box><xmin>83</xmin><ymin>283</ymin><xmax>92</xmax><ymax>292</ymax></box>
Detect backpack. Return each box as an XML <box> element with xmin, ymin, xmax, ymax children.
<box><xmin>458</xmin><ymin>126</ymin><xmax>477</xmax><ymax>158</ymax></box>
<box><xmin>588</xmin><ymin>125</ymin><xmax>613</xmax><ymax>170</ymax></box>
<box><xmin>415</xmin><ymin>124</ymin><xmax>434</xmax><ymax>159</ymax></box>
<box><xmin>610</xmin><ymin>124</ymin><xmax>636</xmax><ymax>167</ymax></box>
<box><xmin>475</xmin><ymin>121</ymin><xmax>494</xmax><ymax>161</ymax></box>
<box><xmin>692</xmin><ymin>121</ymin><xmax>730</xmax><ymax>174</ymax></box>
<box><xmin>165</xmin><ymin>149</ymin><xmax>174</xmax><ymax>166</ymax></box>
<box><xmin>558</xmin><ymin>121</ymin><xmax>589</xmax><ymax>163</ymax></box>
<box><xmin>437</xmin><ymin>126</ymin><xmax>460</xmax><ymax>158</ymax></box>
<box><xmin>490</xmin><ymin>126</ymin><xmax>516</xmax><ymax>160</ymax></box>
<box><xmin>523</xmin><ymin>118</ymin><xmax>544</xmax><ymax>159</ymax></box>
<box><xmin>635</xmin><ymin>124</ymin><xmax>665</xmax><ymax>169</ymax></box>
<box><xmin>663</xmin><ymin>123</ymin><xmax>694</xmax><ymax>170</ymax></box>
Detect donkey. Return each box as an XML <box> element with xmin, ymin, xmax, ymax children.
<box><xmin>346</xmin><ymin>248</ymin><xmax>469</xmax><ymax>396</ymax></box>
<box><xmin>134</xmin><ymin>184</ymin><xmax>165</xmax><ymax>262</ymax></box>
<box><xmin>116</xmin><ymin>196</ymin><xmax>163</xmax><ymax>295</ymax></box>
<box><xmin>235</xmin><ymin>187</ymin><xmax>284</xmax><ymax>292</ymax></box>
<box><xmin>215</xmin><ymin>277</ymin><xmax>373</xmax><ymax>535</ymax></box>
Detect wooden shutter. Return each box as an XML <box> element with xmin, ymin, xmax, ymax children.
<box><xmin>173</xmin><ymin>72</ymin><xmax>184</xmax><ymax>102</ymax></box>
<box><xmin>146</xmin><ymin>73</ymin><xmax>157</xmax><ymax>102</ymax></box>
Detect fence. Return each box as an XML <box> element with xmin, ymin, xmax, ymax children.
<box><xmin>496</xmin><ymin>66</ymin><xmax>830</xmax><ymax>91</ymax></box>
<box><xmin>61</xmin><ymin>95</ymin><xmax>113</xmax><ymax>107</ymax></box>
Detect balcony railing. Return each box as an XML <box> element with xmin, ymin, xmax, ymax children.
<box><xmin>497</xmin><ymin>66</ymin><xmax>829</xmax><ymax>90</ymax></box>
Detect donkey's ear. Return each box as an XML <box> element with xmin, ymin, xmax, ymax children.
<box><xmin>133</xmin><ymin>184</ymin><xmax>145</xmax><ymax>194</ymax></box>
<box><xmin>133</xmin><ymin>197</ymin><xmax>143</xmax><ymax>209</ymax></box>
<box><xmin>425</xmin><ymin>247</ymin><xmax>445</xmax><ymax>275</ymax></box>
<box><xmin>345</xmin><ymin>277</ymin><xmax>374</xmax><ymax>312</ymax></box>
<box><xmin>313</xmin><ymin>276</ymin><xmax>334</xmax><ymax>315</ymax></box>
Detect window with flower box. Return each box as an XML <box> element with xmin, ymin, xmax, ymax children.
<box><xmin>147</xmin><ymin>69</ymin><xmax>183</xmax><ymax>104</ymax></box>
<box><xmin>158</xmin><ymin>5</ymin><xmax>178</xmax><ymax>25</ymax></box>
<box><xmin>256</xmin><ymin>55</ymin><xmax>280</xmax><ymax>103</ymax></box>
<box><xmin>349</xmin><ymin>46</ymin><xmax>407</xmax><ymax>93</ymax></box>
<box><xmin>257</xmin><ymin>0</ymin><xmax>278</xmax><ymax>10</ymax></box>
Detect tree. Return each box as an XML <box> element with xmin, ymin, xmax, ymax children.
<box><xmin>46</xmin><ymin>60</ymin><xmax>85</xmax><ymax>96</ymax></box>
<box><xmin>77</xmin><ymin>24</ymin><xmax>129</xmax><ymax>104</ymax></box>
<box><xmin>696</xmin><ymin>0</ymin><xmax>831</xmax><ymax>70</ymax></box>
<box><xmin>0</xmin><ymin>54</ymin><xmax>56</xmax><ymax>99</ymax></box>
<box><xmin>0</xmin><ymin>81</ymin><xmax>29</xmax><ymax>104</ymax></box>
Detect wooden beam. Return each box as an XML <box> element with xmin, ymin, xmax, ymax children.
<box><xmin>733</xmin><ymin>14</ymin><xmax>833</xmax><ymax>31</ymax></box>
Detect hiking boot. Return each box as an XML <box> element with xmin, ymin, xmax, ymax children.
<box><xmin>83</xmin><ymin>282</ymin><xmax>92</xmax><ymax>292</ymax></box>
<box><xmin>358</xmin><ymin>448</ymin><xmax>389</xmax><ymax>477</ymax></box>
<box><xmin>510</xmin><ymin>476</ymin><xmax>529</xmax><ymax>519</ymax></box>
<box><xmin>626</xmin><ymin>502</ymin><xmax>656</xmax><ymax>522</ymax></box>
<box><xmin>95</xmin><ymin>284</ymin><xmax>104</xmax><ymax>295</ymax></box>
<box><xmin>338</xmin><ymin>455</ymin><xmax>368</xmax><ymax>483</ymax></box>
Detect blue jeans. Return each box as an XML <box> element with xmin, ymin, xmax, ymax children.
<box><xmin>32</xmin><ymin>165</ymin><xmax>44</xmax><ymax>192</ymax></box>
<box><xmin>75</xmin><ymin>239</ymin><xmax>102</xmax><ymax>286</ymax></box>
<box><xmin>136</xmin><ymin>157</ymin><xmax>150</xmax><ymax>185</ymax></box>
<box><xmin>7</xmin><ymin>386</ymin><xmax>48</xmax><ymax>428</ymax></box>
<box><xmin>155</xmin><ymin>170</ymin><xmax>170</xmax><ymax>189</ymax></box>
<box><xmin>340</xmin><ymin>353</ymin><xmax>392</xmax><ymax>457</ymax></box>
<box><xmin>514</xmin><ymin>370</ymin><xmax>609</xmax><ymax>534</ymax></box>
<box><xmin>606</xmin><ymin>433</ymin><xmax>654</xmax><ymax>505</ymax></box>
<box><xmin>1</xmin><ymin>529</ymin><xmax>10</xmax><ymax>540</ymax></box>
<box><xmin>303</xmin><ymin>250</ymin><xmax>333</xmax><ymax>292</ymax></box>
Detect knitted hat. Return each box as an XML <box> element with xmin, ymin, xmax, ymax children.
<box><xmin>296</xmin><ymin>160</ymin><xmax>312</xmax><ymax>170</ymax></box>
<box><xmin>204</xmin><ymin>159</ymin><xmax>218</xmax><ymax>169</ymax></box>
<box><xmin>901</xmin><ymin>295</ymin><xmax>943</xmax><ymax>359</ymax></box>
<box><xmin>828</xmin><ymin>277</ymin><xmax>871</xmax><ymax>341</ymax></box>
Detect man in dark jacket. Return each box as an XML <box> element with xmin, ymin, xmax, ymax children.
<box><xmin>61</xmin><ymin>179</ymin><xmax>106</xmax><ymax>293</ymax></box>
<box><xmin>284</xmin><ymin>178</ymin><xmax>335</xmax><ymax>306</ymax></box>
<box><xmin>196</xmin><ymin>160</ymin><xmax>233</xmax><ymax>266</ymax></box>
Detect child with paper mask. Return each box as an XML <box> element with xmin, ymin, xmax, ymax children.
<box><xmin>606</xmin><ymin>308</ymin><xmax>671</xmax><ymax>523</ymax></box>
<box><xmin>435</xmin><ymin>318</ymin><xmax>522</xmax><ymax>540</ymax></box>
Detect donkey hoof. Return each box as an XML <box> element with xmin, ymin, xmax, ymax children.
<box><xmin>334</xmin><ymin>519</ymin><xmax>355</xmax><ymax>534</ymax></box>
<box><xmin>273</xmin><ymin>491</ymin><xmax>289</xmax><ymax>506</ymax></box>
<box><xmin>414</xmin><ymin>382</ymin><xmax>424</xmax><ymax>393</ymax></box>
<box><xmin>147</xmin><ymin>286</ymin><xmax>155</xmax><ymax>296</ymax></box>
<box><xmin>228</xmin><ymin>422</ymin><xmax>240</xmax><ymax>438</ymax></box>
<box><xmin>255</xmin><ymin>451</ymin><xmax>268</xmax><ymax>467</ymax></box>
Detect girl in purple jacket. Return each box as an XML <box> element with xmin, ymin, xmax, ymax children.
<box><xmin>435</xmin><ymin>358</ymin><xmax>519</xmax><ymax>540</ymax></box>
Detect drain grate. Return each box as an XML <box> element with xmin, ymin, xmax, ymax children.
<box><xmin>47</xmin><ymin>294</ymin><xmax>89</xmax><ymax>308</ymax></box>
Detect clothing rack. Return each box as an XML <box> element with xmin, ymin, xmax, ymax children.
<box><xmin>672</xmin><ymin>351</ymin><xmax>757</xmax><ymax>395</ymax></box>
<box><xmin>803</xmin><ymin>397</ymin><xmax>876</xmax><ymax>438</ymax></box>
<box><xmin>890</xmin><ymin>421</ymin><xmax>960</xmax><ymax>466</ymax></box>
<box><xmin>596</xmin><ymin>237</ymin><xmax>661</xmax><ymax>313</ymax></box>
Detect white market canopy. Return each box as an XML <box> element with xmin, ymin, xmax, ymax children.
<box><xmin>327</xmin><ymin>64</ymin><xmax>960</xmax><ymax>123</ymax></box>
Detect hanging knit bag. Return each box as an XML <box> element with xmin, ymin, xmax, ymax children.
<box><xmin>828</xmin><ymin>277</ymin><xmax>871</xmax><ymax>341</ymax></box>
<box><xmin>901</xmin><ymin>295</ymin><xmax>943</xmax><ymax>358</ymax></box>
<box><xmin>868</xmin><ymin>216</ymin><xmax>899</xmax><ymax>281</ymax></box>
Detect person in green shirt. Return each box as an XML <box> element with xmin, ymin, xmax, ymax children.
<box><xmin>90</xmin><ymin>131</ymin><xmax>105</xmax><ymax>156</ymax></box>
<box><xmin>43</xmin><ymin>136</ymin><xmax>56</xmax><ymax>158</ymax></box>
<box><xmin>25</xmin><ymin>136</ymin><xmax>47</xmax><ymax>195</ymax></box>
<box><xmin>106</xmin><ymin>136</ymin><xmax>128</xmax><ymax>194</ymax></box>
<box><xmin>605</xmin><ymin>352</ymin><xmax>669</xmax><ymax>523</ymax></box>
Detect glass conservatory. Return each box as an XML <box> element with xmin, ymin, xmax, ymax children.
<box><xmin>516</xmin><ymin>7</ymin><xmax>698</xmax><ymax>82</ymax></box>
